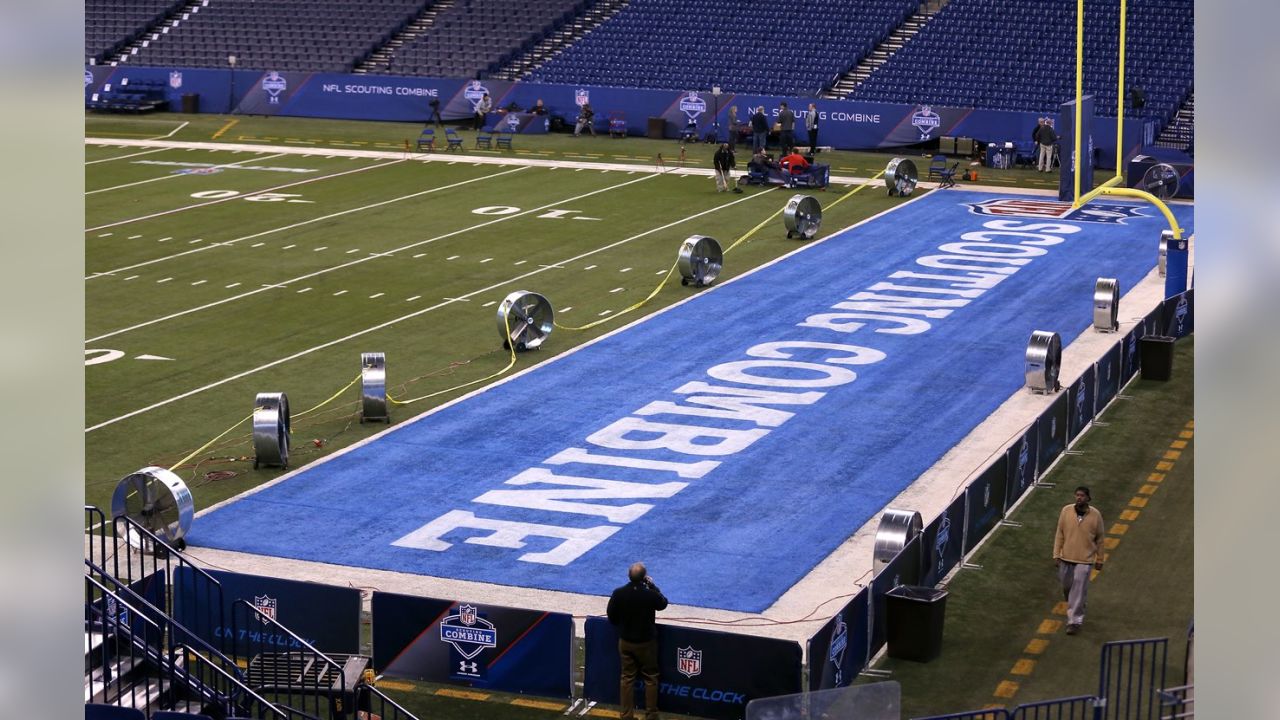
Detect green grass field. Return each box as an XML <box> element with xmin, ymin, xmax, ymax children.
<box><xmin>85</xmin><ymin>113</ymin><xmax>1192</xmax><ymax>720</ymax></box>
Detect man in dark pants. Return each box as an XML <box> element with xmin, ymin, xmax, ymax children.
<box><xmin>777</xmin><ymin>101</ymin><xmax>796</xmax><ymax>153</ymax></box>
<box><xmin>750</xmin><ymin>106</ymin><xmax>769</xmax><ymax>153</ymax></box>
<box><xmin>428</xmin><ymin>97</ymin><xmax>443</xmax><ymax>127</ymax></box>
<box><xmin>607</xmin><ymin>562</ymin><xmax>668</xmax><ymax>720</ymax></box>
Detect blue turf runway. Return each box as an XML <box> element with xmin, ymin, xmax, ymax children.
<box><xmin>192</xmin><ymin>190</ymin><xmax>1193</xmax><ymax>613</ymax></box>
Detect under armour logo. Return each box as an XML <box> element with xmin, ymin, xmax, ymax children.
<box><xmin>459</xmin><ymin>661</ymin><xmax>478</xmax><ymax>674</ymax></box>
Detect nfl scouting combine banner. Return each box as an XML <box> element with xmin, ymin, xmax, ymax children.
<box><xmin>1121</xmin><ymin>325</ymin><xmax>1145</xmax><ymax>383</ymax></box>
<box><xmin>172</xmin><ymin>567</ymin><xmax>360</xmax><ymax>656</ymax></box>
<box><xmin>1162</xmin><ymin>289</ymin><xmax>1194</xmax><ymax>339</ymax></box>
<box><xmin>1058</xmin><ymin>95</ymin><xmax>1096</xmax><ymax>202</ymax></box>
<box><xmin>370</xmin><ymin>592</ymin><xmax>573</xmax><ymax>697</ymax></box>
<box><xmin>583</xmin><ymin>618</ymin><xmax>801</xmax><ymax>720</ymax></box>
<box><xmin>921</xmin><ymin>494</ymin><xmax>967</xmax><ymax>588</ymax></box>
<box><xmin>1037</xmin><ymin>392</ymin><xmax>1070</xmax><ymax>475</ymax></box>
<box><xmin>1067</xmin><ymin>365</ymin><xmax>1097</xmax><ymax>444</ymax></box>
<box><xmin>807</xmin><ymin>589</ymin><xmax>870</xmax><ymax>691</ymax></box>
<box><xmin>963</xmin><ymin>455</ymin><xmax>1008</xmax><ymax>555</ymax></box>
<box><xmin>1004</xmin><ymin>422</ymin><xmax>1040</xmax><ymax>512</ymax></box>
<box><xmin>1095</xmin><ymin>343</ymin><xmax>1122</xmax><ymax>413</ymax></box>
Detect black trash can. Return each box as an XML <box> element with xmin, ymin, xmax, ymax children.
<box><xmin>647</xmin><ymin>116</ymin><xmax>666</xmax><ymax>140</ymax></box>
<box><xmin>885</xmin><ymin>585</ymin><xmax>948</xmax><ymax>662</ymax></box>
<box><xmin>181</xmin><ymin>93</ymin><xmax>199</xmax><ymax>113</ymax></box>
<box><xmin>1140</xmin><ymin>335</ymin><xmax>1175</xmax><ymax>381</ymax></box>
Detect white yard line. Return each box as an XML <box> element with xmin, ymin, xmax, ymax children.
<box><xmin>85</xmin><ymin>147</ymin><xmax>172</xmax><ymax>165</ymax></box>
<box><xmin>85</xmin><ymin>152</ymin><xmax>288</xmax><ymax>195</ymax></box>
<box><xmin>85</xmin><ymin>186</ymin><xmax>769</xmax><ymax>432</ymax></box>
<box><xmin>85</xmin><ymin>158</ymin><xmax>407</xmax><ymax>232</ymax></box>
<box><xmin>148</xmin><ymin>120</ymin><xmax>189</xmax><ymax>140</ymax></box>
<box><xmin>84</xmin><ymin>167</ymin><xmax>527</xmax><ymax>279</ymax></box>
<box><xmin>86</xmin><ymin>171</ymin><xmax>654</xmax><ymax>344</ymax></box>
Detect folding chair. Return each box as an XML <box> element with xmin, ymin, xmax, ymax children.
<box><xmin>495</xmin><ymin>130</ymin><xmax>513</xmax><ymax>151</ymax></box>
<box><xmin>927</xmin><ymin>154</ymin><xmax>947</xmax><ymax>181</ymax></box>
<box><xmin>444</xmin><ymin>128</ymin><xmax>464</xmax><ymax>152</ymax></box>
<box><xmin>938</xmin><ymin>161</ymin><xmax>959</xmax><ymax>188</ymax></box>
<box><xmin>416</xmin><ymin>127</ymin><xmax>435</xmax><ymax>152</ymax></box>
<box><xmin>475</xmin><ymin>132</ymin><xmax>493</xmax><ymax>150</ymax></box>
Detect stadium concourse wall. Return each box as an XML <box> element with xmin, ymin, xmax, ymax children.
<box><xmin>85</xmin><ymin>64</ymin><xmax>1152</xmax><ymax>167</ymax></box>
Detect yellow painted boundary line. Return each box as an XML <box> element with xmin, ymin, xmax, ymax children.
<box><xmin>211</xmin><ymin>117</ymin><xmax>239</xmax><ymax>140</ymax></box>
<box><xmin>989</xmin><ymin>418</ymin><xmax>1193</xmax><ymax>703</ymax></box>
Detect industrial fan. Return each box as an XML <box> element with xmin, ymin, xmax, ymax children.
<box><xmin>783</xmin><ymin>194</ymin><xmax>823</xmax><ymax>240</ymax></box>
<box><xmin>497</xmin><ymin>290</ymin><xmax>554</xmax><ymax>351</ymax></box>
<box><xmin>677</xmin><ymin>235</ymin><xmax>723</xmax><ymax>287</ymax></box>
<box><xmin>885</xmin><ymin>157</ymin><xmax>919</xmax><ymax>197</ymax></box>
<box><xmin>111</xmin><ymin>467</ymin><xmax>195</xmax><ymax>550</ymax></box>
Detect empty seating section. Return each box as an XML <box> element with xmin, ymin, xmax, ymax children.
<box><xmin>129</xmin><ymin>0</ymin><xmax>429</xmax><ymax>72</ymax></box>
<box><xmin>85</xmin><ymin>0</ymin><xmax>186</xmax><ymax>63</ymax></box>
<box><xmin>529</xmin><ymin>0</ymin><xmax>919</xmax><ymax>95</ymax></box>
<box><xmin>851</xmin><ymin>0</ymin><xmax>1193</xmax><ymax>127</ymax></box>
<box><xmin>388</xmin><ymin>0</ymin><xmax>591</xmax><ymax>79</ymax></box>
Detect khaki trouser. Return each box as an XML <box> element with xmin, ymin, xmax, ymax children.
<box><xmin>619</xmin><ymin>637</ymin><xmax>660</xmax><ymax>720</ymax></box>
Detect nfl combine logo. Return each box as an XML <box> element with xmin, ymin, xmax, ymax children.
<box><xmin>679</xmin><ymin>91</ymin><xmax>707</xmax><ymax>123</ymax></box>
<box><xmin>574</xmin><ymin>88</ymin><xmax>590</xmax><ymax>107</ymax></box>
<box><xmin>169</xmin><ymin>71</ymin><xmax>183</xmax><ymax>89</ymax></box>
<box><xmin>676</xmin><ymin>646</ymin><xmax>702</xmax><ymax>678</ymax></box>
<box><xmin>253</xmin><ymin>595</ymin><xmax>277</xmax><ymax>624</ymax></box>
<box><xmin>262</xmin><ymin>71</ymin><xmax>287</xmax><ymax>104</ymax></box>
<box><xmin>439</xmin><ymin>604</ymin><xmax>498</xmax><ymax>660</ymax></box>
<box><xmin>827</xmin><ymin>614</ymin><xmax>847</xmax><ymax>686</ymax></box>
<box><xmin>911</xmin><ymin>105</ymin><xmax>940</xmax><ymax>140</ymax></box>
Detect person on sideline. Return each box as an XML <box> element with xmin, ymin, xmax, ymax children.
<box><xmin>750</xmin><ymin>106</ymin><xmax>769</xmax><ymax>153</ymax></box>
<box><xmin>805</xmin><ymin>102</ymin><xmax>820</xmax><ymax>153</ymax></box>
<box><xmin>607</xmin><ymin>562</ymin><xmax>668</xmax><ymax>720</ymax></box>
<box><xmin>1053</xmin><ymin>485</ymin><xmax>1105</xmax><ymax>635</ymax></box>
<box><xmin>574</xmin><ymin>102</ymin><xmax>596</xmax><ymax>136</ymax></box>
<box><xmin>777</xmin><ymin>101</ymin><xmax>796</xmax><ymax>153</ymax></box>
<box><xmin>474</xmin><ymin>92</ymin><xmax>492</xmax><ymax>131</ymax></box>
<box><xmin>1037</xmin><ymin>117</ymin><xmax>1058</xmax><ymax>172</ymax></box>
<box><xmin>726</xmin><ymin>105</ymin><xmax>739</xmax><ymax>152</ymax></box>
<box><xmin>713</xmin><ymin>142</ymin><xmax>741</xmax><ymax>193</ymax></box>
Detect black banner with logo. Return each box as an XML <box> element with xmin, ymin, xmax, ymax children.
<box><xmin>806</xmin><ymin>589</ymin><xmax>870</xmax><ymax>691</ymax></box>
<box><xmin>1067</xmin><ymin>364</ymin><xmax>1097</xmax><ymax>444</ymax></box>
<box><xmin>921</xmin><ymin>494</ymin><xmax>967</xmax><ymax>588</ymax></box>
<box><xmin>963</xmin><ymin>455</ymin><xmax>1008</xmax><ymax>555</ymax></box>
<box><xmin>1121</xmin><ymin>324</ymin><xmax>1144</xmax><ymax>383</ymax></box>
<box><xmin>583</xmin><ymin>617</ymin><xmax>801</xmax><ymax>720</ymax></box>
<box><xmin>1004</xmin><ymin>421</ymin><xmax>1040</xmax><ymax>511</ymax></box>
<box><xmin>1037</xmin><ymin>392</ymin><xmax>1070</xmax><ymax>476</ymax></box>
<box><xmin>1162</xmin><ymin>288</ymin><xmax>1194</xmax><ymax>339</ymax></box>
<box><xmin>371</xmin><ymin>592</ymin><xmax>573</xmax><ymax>697</ymax></box>
<box><xmin>1095</xmin><ymin>342</ymin><xmax>1122</xmax><ymax>414</ymax></box>
<box><xmin>172</xmin><ymin>567</ymin><xmax>360</xmax><ymax>656</ymax></box>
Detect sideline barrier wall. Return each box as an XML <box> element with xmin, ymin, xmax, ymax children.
<box><xmin>1162</xmin><ymin>289</ymin><xmax>1193</xmax><ymax>339</ymax></box>
<box><xmin>1067</xmin><ymin>365</ymin><xmax>1098</xmax><ymax>444</ymax></box>
<box><xmin>84</xmin><ymin>64</ymin><xmax>1147</xmax><ymax>159</ymax></box>
<box><xmin>583</xmin><ymin>617</ymin><xmax>802</xmax><ymax>720</ymax></box>
<box><xmin>1121</xmin><ymin>326</ymin><xmax>1144</xmax><ymax>383</ymax></box>
<box><xmin>806</xmin><ymin>589</ymin><xmax>871</xmax><ymax>691</ymax></box>
<box><xmin>1037</xmin><ymin>393</ymin><xmax>1070</xmax><ymax>474</ymax></box>
<box><xmin>963</xmin><ymin>456</ymin><xmax>1008</xmax><ymax>555</ymax></box>
<box><xmin>1004</xmin><ymin>423</ymin><xmax>1040</xmax><ymax>512</ymax></box>
<box><xmin>920</xmin><ymin>494</ymin><xmax>966</xmax><ymax>589</ymax></box>
<box><xmin>868</xmin><ymin>535</ymin><xmax>923</xmax><ymax>657</ymax></box>
<box><xmin>172</xmin><ymin>567</ymin><xmax>360</xmax><ymax>656</ymax></box>
<box><xmin>1095</xmin><ymin>343</ymin><xmax>1122</xmax><ymax>413</ymax></box>
<box><xmin>370</xmin><ymin>592</ymin><xmax>573</xmax><ymax>698</ymax></box>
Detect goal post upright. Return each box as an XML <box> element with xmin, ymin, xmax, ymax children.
<box><xmin>1070</xmin><ymin>0</ymin><xmax>1184</xmax><ymax>240</ymax></box>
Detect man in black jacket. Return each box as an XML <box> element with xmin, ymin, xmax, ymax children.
<box><xmin>607</xmin><ymin>562</ymin><xmax>668</xmax><ymax>720</ymax></box>
<box><xmin>713</xmin><ymin>143</ymin><xmax>741</xmax><ymax>193</ymax></box>
<box><xmin>750</xmin><ymin>106</ymin><xmax>769</xmax><ymax>154</ymax></box>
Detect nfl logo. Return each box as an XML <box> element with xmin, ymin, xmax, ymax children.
<box><xmin>253</xmin><ymin>595</ymin><xmax>278</xmax><ymax>624</ymax></box>
<box><xmin>676</xmin><ymin>646</ymin><xmax>702</xmax><ymax>678</ymax></box>
<box><xmin>169</xmin><ymin>71</ymin><xmax>183</xmax><ymax>89</ymax></box>
<box><xmin>459</xmin><ymin>604</ymin><xmax>478</xmax><ymax>626</ymax></box>
<box><xmin>575</xmin><ymin>89</ymin><xmax>590</xmax><ymax>107</ymax></box>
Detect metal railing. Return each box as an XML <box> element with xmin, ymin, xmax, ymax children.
<box><xmin>231</xmin><ymin>599</ymin><xmax>357</xmax><ymax>720</ymax></box>
<box><xmin>87</xmin><ymin>575</ymin><xmax>291</xmax><ymax>719</ymax></box>
<box><xmin>1010</xmin><ymin>695</ymin><xmax>1098</xmax><ymax>720</ymax></box>
<box><xmin>1097</xmin><ymin>637</ymin><xmax>1168</xmax><ymax>720</ymax></box>
<box><xmin>355</xmin><ymin>684</ymin><xmax>422</xmax><ymax>720</ymax></box>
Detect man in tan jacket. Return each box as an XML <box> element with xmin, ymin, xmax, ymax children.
<box><xmin>1054</xmin><ymin>485</ymin><xmax>1105</xmax><ymax>634</ymax></box>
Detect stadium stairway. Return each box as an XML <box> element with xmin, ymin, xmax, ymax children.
<box><xmin>490</xmin><ymin>0</ymin><xmax>630</xmax><ymax>81</ymax></box>
<box><xmin>103</xmin><ymin>0</ymin><xmax>207</xmax><ymax>67</ymax></box>
<box><xmin>823</xmin><ymin>0</ymin><xmax>949</xmax><ymax>98</ymax></box>
<box><xmin>1154</xmin><ymin>90</ymin><xmax>1194</xmax><ymax>153</ymax></box>
<box><xmin>353</xmin><ymin>0</ymin><xmax>455</xmax><ymax>75</ymax></box>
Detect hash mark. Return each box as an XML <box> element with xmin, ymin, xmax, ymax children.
<box><xmin>190</xmin><ymin>280</ymin><xmax>206</xmax><ymax>286</ymax></box>
<box><xmin>333</xmin><ymin>290</ymin><xmax>347</xmax><ymax>296</ymax></box>
<box><xmin>251</xmin><ymin>242</ymin><xmax>265</xmax><ymax>247</ymax></box>
<box><xmin>281</xmin><ymin>244</ymin><xmax>296</xmax><ymax>250</ymax></box>
<box><xmin>513</xmin><ymin>260</ymin><xmax>527</xmax><ymax>265</ymax></box>
<box><xmin>369</xmin><ymin>293</ymin><xmax>384</xmax><ymax>299</ymax></box>
<box><xmin>124</xmin><ymin>275</ymin><xmax>139</xmax><ymax>281</ymax></box>
<box><xmin>314</xmin><ymin>246</ymin><xmax>327</xmax><ymax>251</ymax></box>
<box><xmin>405</xmin><ymin>295</ymin><xmax>421</xmax><ymax>302</ymax></box>
<box><xmin>297</xmin><ymin>287</ymin><xmax>312</xmax><ymax>293</ymax></box>
<box><xmin>156</xmin><ymin>277</ymin><xmax>172</xmax><ymax>284</ymax></box>
<box><xmin>610</xmin><ymin>287</ymin><xmax>624</xmax><ymax>293</ymax></box>
<box><xmin>225</xmin><ymin>282</ymin><xmax>240</xmax><ymax>288</ymax></box>
<box><xmin>346</xmin><ymin>248</ymin><xmax>360</xmax><ymax>254</ymax></box>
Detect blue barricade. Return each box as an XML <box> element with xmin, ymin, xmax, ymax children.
<box><xmin>963</xmin><ymin>455</ymin><xmax>1007</xmax><ymax>554</ymax></box>
<box><xmin>806</xmin><ymin>589</ymin><xmax>870</xmax><ymax>690</ymax></box>
<box><xmin>1037</xmin><ymin>392</ymin><xmax>1070</xmax><ymax>475</ymax></box>
<box><xmin>1004</xmin><ymin>422</ymin><xmax>1040</xmax><ymax>511</ymax></box>
<box><xmin>1067</xmin><ymin>364</ymin><xmax>1097</xmax><ymax>444</ymax></box>
<box><xmin>921</xmin><ymin>494</ymin><xmax>966</xmax><ymax>588</ymax></box>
